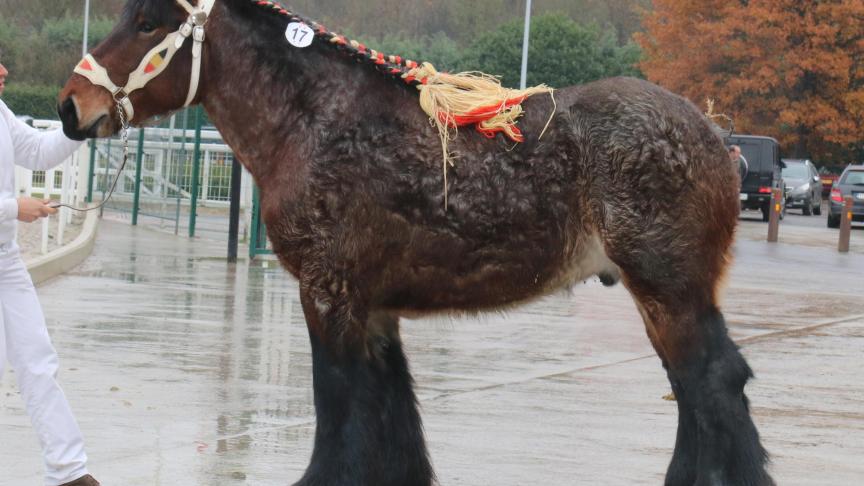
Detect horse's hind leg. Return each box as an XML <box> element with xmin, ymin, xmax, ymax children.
<box><xmin>295</xmin><ymin>285</ymin><xmax>433</xmax><ymax>486</ymax></box>
<box><xmin>623</xmin><ymin>276</ymin><xmax>774</xmax><ymax>486</ymax></box>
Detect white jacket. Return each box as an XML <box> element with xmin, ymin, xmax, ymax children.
<box><xmin>0</xmin><ymin>99</ymin><xmax>82</xmax><ymax>243</ymax></box>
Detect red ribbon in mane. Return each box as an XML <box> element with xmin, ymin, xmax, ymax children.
<box><xmin>437</xmin><ymin>96</ymin><xmax>528</xmax><ymax>142</ymax></box>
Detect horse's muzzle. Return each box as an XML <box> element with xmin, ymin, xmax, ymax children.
<box><xmin>58</xmin><ymin>97</ymin><xmax>103</xmax><ymax>141</ymax></box>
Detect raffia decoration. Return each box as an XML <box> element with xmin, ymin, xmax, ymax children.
<box><xmin>404</xmin><ymin>62</ymin><xmax>555</xmax><ymax>206</ymax></box>
<box><xmin>705</xmin><ymin>98</ymin><xmax>734</xmax><ymax>134</ymax></box>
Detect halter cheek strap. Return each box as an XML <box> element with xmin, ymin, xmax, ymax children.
<box><xmin>73</xmin><ymin>0</ymin><xmax>216</xmax><ymax>122</ymax></box>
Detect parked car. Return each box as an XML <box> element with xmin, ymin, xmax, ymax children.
<box><xmin>781</xmin><ymin>159</ymin><xmax>822</xmax><ymax>215</ymax></box>
<box><xmin>827</xmin><ymin>165</ymin><xmax>864</xmax><ymax>228</ymax></box>
<box><xmin>819</xmin><ymin>168</ymin><xmax>840</xmax><ymax>198</ymax></box>
<box><xmin>726</xmin><ymin>135</ymin><xmax>786</xmax><ymax>222</ymax></box>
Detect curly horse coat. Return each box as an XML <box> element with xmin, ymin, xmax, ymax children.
<box><xmin>58</xmin><ymin>1</ymin><xmax>774</xmax><ymax>485</ymax></box>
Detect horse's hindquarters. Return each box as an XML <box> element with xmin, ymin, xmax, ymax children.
<box><xmin>564</xmin><ymin>78</ymin><xmax>772</xmax><ymax>484</ymax></box>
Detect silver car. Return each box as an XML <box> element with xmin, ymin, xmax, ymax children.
<box><xmin>828</xmin><ymin>165</ymin><xmax>864</xmax><ymax>228</ymax></box>
<box><xmin>781</xmin><ymin>158</ymin><xmax>822</xmax><ymax>216</ymax></box>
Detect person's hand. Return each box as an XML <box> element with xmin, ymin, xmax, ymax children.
<box><xmin>16</xmin><ymin>197</ymin><xmax>58</xmax><ymax>222</ymax></box>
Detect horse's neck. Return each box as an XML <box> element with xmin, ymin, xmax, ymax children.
<box><xmin>200</xmin><ymin>7</ymin><xmax>418</xmax><ymax>190</ymax></box>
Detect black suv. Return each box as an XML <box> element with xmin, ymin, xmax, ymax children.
<box><xmin>827</xmin><ymin>165</ymin><xmax>864</xmax><ymax>228</ymax></box>
<box><xmin>726</xmin><ymin>135</ymin><xmax>786</xmax><ymax>222</ymax></box>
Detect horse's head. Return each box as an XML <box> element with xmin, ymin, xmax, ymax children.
<box><xmin>59</xmin><ymin>0</ymin><xmax>215</xmax><ymax>140</ymax></box>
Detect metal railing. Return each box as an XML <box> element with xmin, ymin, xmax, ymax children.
<box><xmin>15</xmin><ymin>120</ymin><xmax>89</xmax><ymax>254</ymax></box>
<box><xmin>84</xmin><ymin>109</ymin><xmax>255</xmax><ymax>239</ymax></box>
<box><xmin>19</xmin><ymin>111</ymin><xmax>266</xmax><ymax>254</ymax></box>
<box><xmin>90</xmin><ymin>126</ymin><xmax>241</xmax><ymax>207</ymax></box>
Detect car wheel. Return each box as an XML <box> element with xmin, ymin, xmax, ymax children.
<box><xmin>761</xmin><ymin>204</ymin><xmax>770</xmax><ymax>222</ymax></box>
<box><xmin>813</xmin><ymin>199</ymin><xmax>822</xmax><ymax>215</ymax></box>
<box><xmin>827</xmin><ymin>213</ymin><xmax>840</xmax><ymax>228</ymax></box>
<box><xmin>803</xmin><ymin>199</ymin><xmax>812</xmax><ymax>216</ymax></box>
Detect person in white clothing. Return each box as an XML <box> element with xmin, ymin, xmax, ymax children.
<box><xmin>0</xmin><ymin>59</ymin><xmax>100</xmax><ymax>486</ymax></box>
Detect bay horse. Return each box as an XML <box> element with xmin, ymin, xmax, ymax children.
<box><xmin>58</xmin><ymin>1</ymin><xmax>775</xmax><ymax>484</ymax></box>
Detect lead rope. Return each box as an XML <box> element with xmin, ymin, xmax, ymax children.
<box><xmin>52</xmin><ymin>100</ymin><xmax>131</xmax><ymax>212</ymax></box>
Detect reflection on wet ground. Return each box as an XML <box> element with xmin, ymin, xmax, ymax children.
<box><xmin>1</xmin><ymin>219</ymin><xmax>862</xmax><ymax>485</ymax></box>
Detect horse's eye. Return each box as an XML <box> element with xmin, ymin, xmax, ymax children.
<box><xmin>138</xmin><ymin>22</ymin><xmax>157</xmax><ymax>34</ymax></box>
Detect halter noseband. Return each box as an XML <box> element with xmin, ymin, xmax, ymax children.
<box><xmin>73</xmin><ymin>0</ymin><xmax>216</xmax><ymax>122</ymax></box>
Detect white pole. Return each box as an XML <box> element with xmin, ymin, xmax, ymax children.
<box><xmin>519</xmin><ymin>0</ymin><xmax>533</xmax><ymax>90</ymax></box>
<box><xmin>82</xmin><ymin>0</ymin><xmax>91</xmax><ymax>57</ymax></box>
<box><xmin>58</xmin><ymin>159</ymin><xmax>70</xmax><ymax>245</ymax></box>
<box><xmin>41</xmin><ymin>217</ymin><xmax>49</xmax><ymax>254</ymax></box>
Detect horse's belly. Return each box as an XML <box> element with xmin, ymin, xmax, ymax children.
<box><xmin>386</xmin><ymin>233</ymin><xmax>618</xmax><ymax>315</ymax></box>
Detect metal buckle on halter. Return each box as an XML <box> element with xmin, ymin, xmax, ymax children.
<box><xmin>191</xmin><ymin>11</ymin><xmax>208</xmax><ymax>26</ymax></box>
<box><xmin>112</xmin><ymin>87</ymin><xmax>129</xmax><ymax>103</ymax></box>
<box><xmin>180</xmin><ymin>21</ymin><xmax>194</xmax><ymax>38</ymax></box>
<box><xmin>193</xmin><ymin>25</ymin><xmax>206</xmax><ymax>43</ymax></box>
<box><xmin>111</xmin><ymin>87</ymin><xmax>134</xmax><ymax>120</ymax></box>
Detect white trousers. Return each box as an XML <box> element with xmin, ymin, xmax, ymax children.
<box><xmin>0</xmin><ymin>241</ymin><xmax>89</xmax><ymax>486</ymax></box>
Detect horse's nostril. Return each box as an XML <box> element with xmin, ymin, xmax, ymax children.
<box><xmin>58</xmin><ymin>98</ymin><xmax>76</xmax><ymax>122</ymax></box>
<box><xmin>58</xmin><ymin>98</ymin><xmax>87</xmax><ymax>141</ymax></box>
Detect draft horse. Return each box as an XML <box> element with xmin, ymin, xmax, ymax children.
<box><xmin>58</xmin><ymin>1</ymin><xmax>775</xmax><ymax>484</ymax></box>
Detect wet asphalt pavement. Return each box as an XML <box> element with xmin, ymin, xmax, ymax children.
<box><xmin>1</xmin><ymin>218</ymin><xmax>862</xmax><ymax>486</ymax></box>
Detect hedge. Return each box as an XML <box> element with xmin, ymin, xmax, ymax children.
<box><xmin>1</xmin><ymin>84</ymin><xmax>61</xmax><ymax>119</ymax></box>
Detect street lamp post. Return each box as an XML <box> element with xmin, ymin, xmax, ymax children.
<box><xmin>82</xmin><ymin>0</ymin><xmax>91</xmax><ymax>57</ymax></box>
<box><xmin>519</xmin><ymin>0</ymin><xmax>533</xmax><ymax>90</ymax></box>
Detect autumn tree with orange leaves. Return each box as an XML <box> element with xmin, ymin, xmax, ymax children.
<box><xmin>637</xmin><ymin>0</ymin><xmax>864</xmax><ymax>166</ymax></box>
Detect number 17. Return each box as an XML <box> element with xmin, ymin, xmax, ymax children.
<box><xmin>292</xmin><ymin>27</ymin><xmax>309</xmax><ymax>42</ymax></box>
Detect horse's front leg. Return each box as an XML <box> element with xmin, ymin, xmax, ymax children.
<box><xmin>295</xmin><ymin>280</ymin><xmax>434</xmax><ymax>486</ymax></box>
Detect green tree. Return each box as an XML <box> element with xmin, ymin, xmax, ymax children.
<box><xmin>364</xmin><ymin>32</ymin><xmax>461</xmax><ymax>71</ymax></box>
<box><xmin>0</xmin><ymin>0</ymin><xmax>121</xmax><ymax>31</ymax></box>
<box><xmin>289</xmin><ymin>0</ymin><xmax>650</xmax><ymax>49</ymax></box>
<box><xmin>537</xmin><ymin>0</ymin><xmax>651</xmax><ymax>45</ymax></box>
<box><xmin>446</xmin><ymin>0</ymin><xmax>525</xmax><ymax>43</ymax></box>
<box><xmin>1</xmin><ymin>84</ymin><xmax>61</xmax><ymax>119</ymax></box>
<box><xmin>3</xmin><ymin>15</ymin><xmax>114</xmax><ymax>86</ymax></box>
<box><xmin>458</xmin><ymin>14</ymin><xmax>641</xmax><ymax>88</ymax></box>
<box><xmin>0</xmin><ymin>18</ymin><xmax>24</xmax><ymax>72</ymax></box>
<box><xmin>46</xmin><ymin>16</ymin><xmax>114</xmax><ymax>84</ymax></box>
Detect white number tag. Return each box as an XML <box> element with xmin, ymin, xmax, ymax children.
<box><xmin>286</xmin><ymin>22</ymin><xmax>314</xmax><ymax>48</ymax></box>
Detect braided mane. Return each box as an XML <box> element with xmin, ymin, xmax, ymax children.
<box><xmin>249</xmin><ymin>1</ymin><xmax>474</xmax><ymax>92</ymax></box>
<box><xmin>250</xmin><ymin>0</ymin><xmax>555</xmax><ymax>202</ymax></box>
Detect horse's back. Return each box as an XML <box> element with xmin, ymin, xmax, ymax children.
<box><xmin>557</xmin><ymin>76</ymin><xmax>729</xmax><ymax>171</ymax></box>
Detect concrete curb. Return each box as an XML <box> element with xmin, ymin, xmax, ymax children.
<box><xmin>25</xmin><ymin>210</ymin><xmax>99</xmax><ymax>285</ymax></box>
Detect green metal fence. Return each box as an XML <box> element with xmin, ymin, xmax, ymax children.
<box><xmin>87</xmin><ymin>106</ymin><xmax>246</xmax><ymax>237</ymax></box>
<box><xmin>249</xmin><ymin>184</ymin><xmax>272</xmax><ymax>259</ymax></box>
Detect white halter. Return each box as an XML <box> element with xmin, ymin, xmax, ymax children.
<box><xmin>73</xmin><ymin>0</ymin><xmax>216</xmax><ymax>121</ymax></box>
